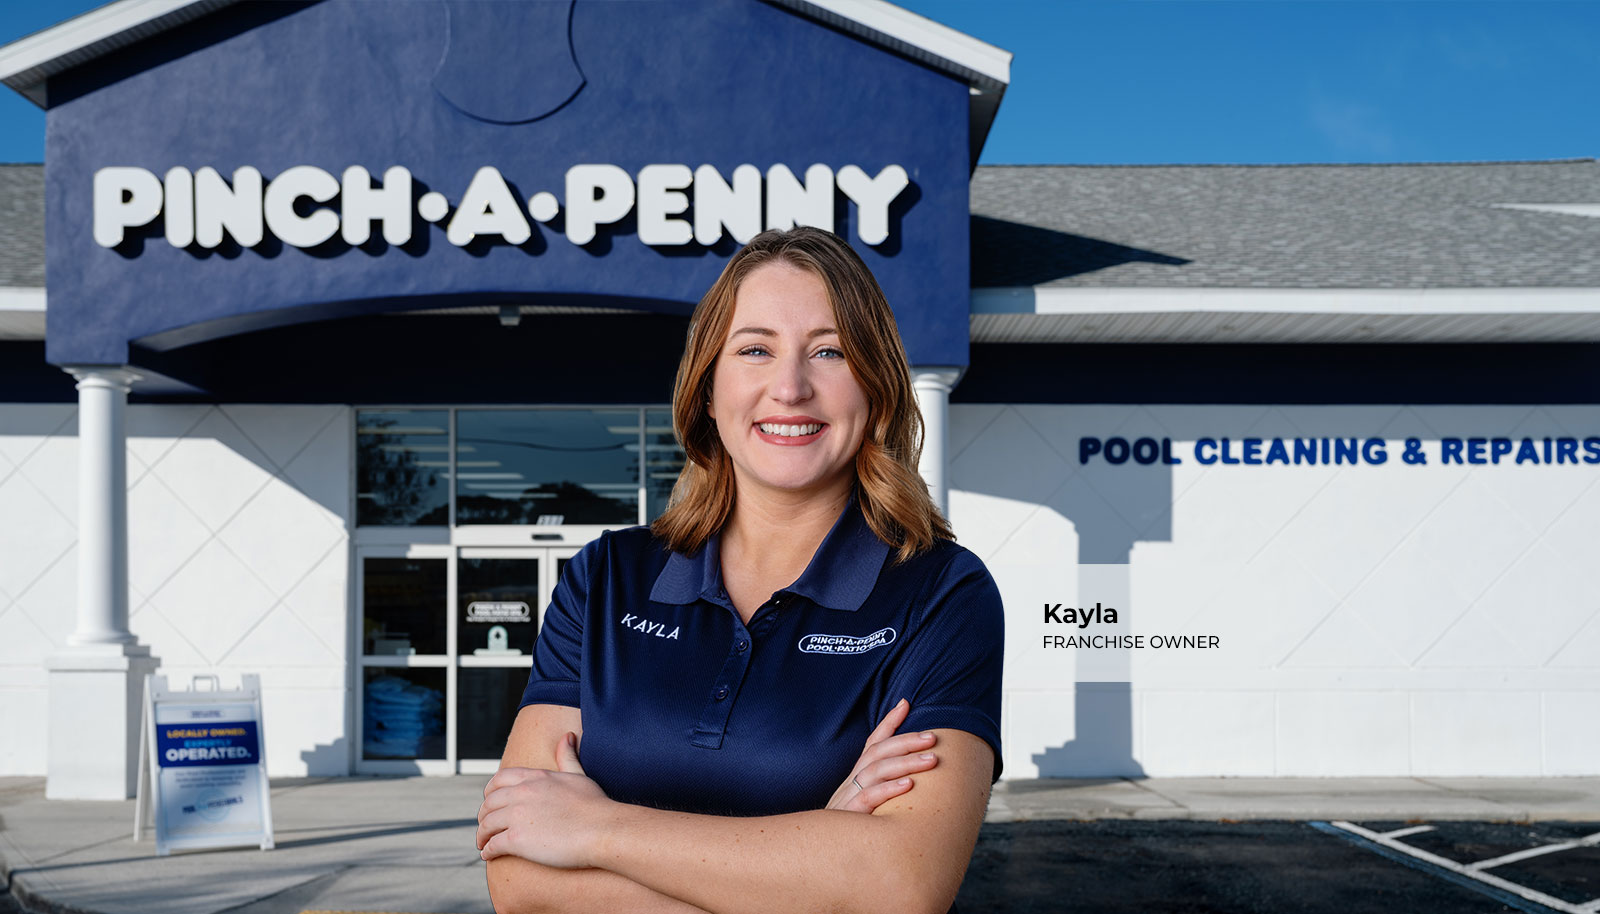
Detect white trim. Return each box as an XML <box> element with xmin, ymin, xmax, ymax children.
<box><xmin>0</xmin><ymin>287</ymin><xmax>44</xmax><ymax>311</ymax></box>
<box><xmin>358</xmin><ymin>655</ymin><xmax>451</xmax><ymax>669</ymax></box>
<box><xmin>0</xmin><ymin>0</ymin><xmax>233</xmax><ymax>105</ymax></box>
<box><xmin>971</xmin><ymin>286</ymin><xmax>1600</xmax><ymax>317</ymax></box>
<box><xmin>357</xmin><ymin>759</ymin><xmax>454</xmax><ymax>776</ymax></box>
<box><xmin>456</xmin><ymin>655</ymin><xmax>533</xmax><ymax>669</ymax></box>
<box><xmin>0</xmin><ymin>0</ymin><xmax>192</xmax><ymax>81</ymax></box>
<box><xmin>782</xmin><ymin>0</ymin><xmax>1011</xmax><ymax>88</ymax></box>
<box><xmin>2</xmin><ymin>0</ymin><xmax>1010</xmax><ymax>107</ymax></box>
<box><xmin>1493</xmin><ymin>203</ymin><xmax>1600</xmax><ymax>219</ymax></box>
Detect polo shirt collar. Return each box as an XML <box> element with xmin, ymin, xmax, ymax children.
<box><xmin>650</xmin><ymin>490</ymin><xmax>891</xmax><ymax>612</ymax></box>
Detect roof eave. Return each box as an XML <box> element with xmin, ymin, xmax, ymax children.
<box><xmin>750</xmin><ymin>0</ymin><xmax>1014</xmax><ymax>170</ymax></box>
<box><xmin>2</xmin><ymin>0</ymin><xmax>1011</xmax><ymax>167</ymax></box>
<box><xmin>0</xmin><ymin>0</ymin><xmax>233</xmax><ymax>108</ymax></box>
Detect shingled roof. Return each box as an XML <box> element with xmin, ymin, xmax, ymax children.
<box><xmin>971</xmin><ymin>159</ymin><xmax>1600</xmax><ymax>289</ymax></box>
<box><xmin>0</xmin><ymin>164</ymin><xmax>42</xmax><ymax>287</ymax></box>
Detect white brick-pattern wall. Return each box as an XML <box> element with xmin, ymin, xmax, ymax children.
<box><xmin>950</xmin><ymin>404</ymin><xmax>1600</xmax><ymax>778</ymax></box>
<box><xmin>0</xmin><ymin>404</ymin><xmax>351</xmax><ymax>776</ymax></box>
<box><xmin>5</xmin><ymin>400</ymin><xmax>1595</xmax><ymax>778</ymax></box>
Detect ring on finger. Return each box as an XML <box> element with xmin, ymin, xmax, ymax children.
<box><xmin>852</xmin><ymin>774</ymin><xmax>865</xmax><ymax>791</ymax></box>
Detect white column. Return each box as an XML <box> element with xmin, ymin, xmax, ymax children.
<box><xmin>911</xmin><ymin>367</ymin><xmax>962</xmax><ymax>518</ymax></box>
<box><xmin>46</xmin><ymin>366</ymin><xmax>159</xmax><ymax>800</ymax></box>
<box><xmin>69</xmin><ymin>367</ymin><xmax>140</xmax><ymax>645</ymax></box>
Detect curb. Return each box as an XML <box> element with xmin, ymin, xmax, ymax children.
<box><xmin>0</xmin><ymin>857</ymin><xmax>97</xmax><ymax>914</ymax></box>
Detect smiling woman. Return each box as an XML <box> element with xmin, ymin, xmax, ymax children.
<box><xmin>477</xmin><ymin>226</ymin><xmax>1006</xmax><ymax>914</ymax></box>
<box><xmin>658</xmin><ymin>226</ymin><xmax>948</xmax><ymax>566</ymax></box>
<box><xmin>706</xmin><ymin>260</ymin><xmax>870</xmax><ymax>516</ymax></box>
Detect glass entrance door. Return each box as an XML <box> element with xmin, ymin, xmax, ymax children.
<box><xmin>356</xmin><ymin>544</ymin><xmax>575</xmax><ymax>774</ymax></box>
<box><xmin>455</xmin><ymin>547</ymin><xmax>572</xmax><ymax>773</ymax></box>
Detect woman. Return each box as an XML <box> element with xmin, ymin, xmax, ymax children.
<box><xmin>476</xmin><ymin>226</ymin><xmax>1005</xmax><ymax>914</ymax></box>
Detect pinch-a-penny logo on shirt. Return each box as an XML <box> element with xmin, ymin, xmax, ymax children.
<box><xmin>797</xmin><ymin>628</ymin><xmax>896</xmax><ymax>655</ymax></box>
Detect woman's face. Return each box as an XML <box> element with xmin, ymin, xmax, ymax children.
<box><xmin>708</xmin><ymin>260</ymin><xmax>870</xmax><ymax>503</ymax></box>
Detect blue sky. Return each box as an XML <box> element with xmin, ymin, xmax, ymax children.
<box><xmin>1</xmin><ymin>1</ymin><xmax>1595</xmax><ymax>165</ymax></box>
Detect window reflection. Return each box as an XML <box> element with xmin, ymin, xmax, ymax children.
<box><xmin>455</xmin><ymin>409</ymin><xmax>640</xmax><ymax>525</ymax></box>
<box><xmin>362</xmin><ymin>557</ymin><xmax>447</xmax><ymax>656</ymax></box>
<box><xmin>645</xmin><ymin>408</ymin><xmax>686</xmax><ymax>521</ymax></box>
<box><xmin>356</xmin><ymin>410</ymin><xmax>449</xmax><ymax>526</ymax></box>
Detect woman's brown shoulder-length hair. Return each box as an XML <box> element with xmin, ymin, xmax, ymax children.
<box><xmin>649</xmin><ymin>225</ymin><xmax>953</xmax><ymax>563</ymax></box>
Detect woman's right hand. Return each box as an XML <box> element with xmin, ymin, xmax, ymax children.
<box><xmin>825</xmin><ymin>698</ymin><xmax>939</xmax><ymax>813</ymax></box>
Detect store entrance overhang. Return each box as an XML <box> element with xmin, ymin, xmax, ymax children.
<box><xmin>129</xmin><ymin>309</ymin><xmax>695</xmax><ymax>404</ymax></box>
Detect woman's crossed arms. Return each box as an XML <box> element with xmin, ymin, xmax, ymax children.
<box><xmin>479</xmin><ymin>701</ymin><xmax>992</xmax><ymax>914</ymax></box>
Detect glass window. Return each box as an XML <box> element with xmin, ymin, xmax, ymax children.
<box><xmin>458</xmin><ymin>557</ymin><xmax>539</xmax><ymax>657</ymax></box>
<box><xmin>456</xmin><ymin>668</ymin><xmax>530</xmax><ymax>760</ymax></box>
<box><xmin>363</xmin><ymin>668</ymin><xmax>446</xmax><ymax>760</ymax></box>
<box><xmin>455</xmin><ymin>409</ymin><xmax>641</xmax><ymax>525</ymax></box>
<box><xmin>644</xmin><ymin>408</ymin><xmax>686</xmax><ymax>521</ymax></box>
<box><xmin>356</xmin><ymin>410</ymin><xmax>450</xmax><ymax>526</ymax></box>
<box><xmin>362</xmin><ymin>557</ymin><xmax>447</xmax><ymax>656</ymax></box>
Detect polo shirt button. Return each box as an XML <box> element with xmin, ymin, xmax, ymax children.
<box><xmin>714</xmin><ymin>686</ymin><xmax>729</xmax><ymax>701</ymax></box>
<box><xmin>735</xmin><ymin>640</ymin><xmax>748</xmax><ymax>653</ymax></box>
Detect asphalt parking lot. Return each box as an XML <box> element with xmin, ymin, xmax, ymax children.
<box><xmin>957</xmin><ymin>819</ymin><xmax>1600</xmax><ymax>913</ymax></box>
<box><xmin>7</xmin><ymin>818</ymin><xmax>1586</xmax><ymax>914</ymax></box>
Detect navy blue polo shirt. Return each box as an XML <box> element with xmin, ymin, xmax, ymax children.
<box><xmin>518</xmin><ymin>492</ymin><xmax>1005</xmax><ymax>818</ymax></box>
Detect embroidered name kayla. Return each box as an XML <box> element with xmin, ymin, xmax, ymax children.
<box><xmin>620</xmin><ymin>613</ymin><xmax>681</xmax><ymax>640</ymax></box>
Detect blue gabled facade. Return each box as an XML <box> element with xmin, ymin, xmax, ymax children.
<box><xmin>44</xmin><ymin>0</ymin><xmax>975</xmax><ymax>380</ymax></box>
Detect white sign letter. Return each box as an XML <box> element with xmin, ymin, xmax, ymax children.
<box><xmin>342</xmin><ymin>165</ymin><xmax>413</xmax><ymax>245</ymax></box>
<box><xmin>163</xmin><ymin>167</ymin><xmax>194</xmax><ymax>248</ymax></box>
<box><xmin>263</xmin><ymin>166</ymin><xmax>341</xmax><ymax>248</ymax></box>
<box><xmin>766</xmin><ymin>164</ymin><xmax>834</xmax><ymax>232</ymax></box>
<box><xmin>446</xmin><ymin>166</ymin><xmax>531</xmax><ymax>246</ymax></box>
<box><xmin>565</xmin><ymin>164</ymin><xmax>635</xmax><ymax>246</ymax></box>
<box><xmin>93</xmin><ymin>167</ymin><xmax>162</xmax><ymax>248</ymax></box>
<box><xmin>636</xmin><ymin>164</ymin><xmax>693</xmax><ymax>246</ymax></box>
<box><xmin>195</xmin><ymin>166</ymin><xmax>265</xmax><ymax>248</ymax></box>
<box><xmin>693</xmin><ymin>164</ymin><xmax>761</xmax><ymax>246</ymax></box>
<box><xmin>836</xmin><ymin>164</ymin><xmax>908</xmax><ymax>246</ymax></box>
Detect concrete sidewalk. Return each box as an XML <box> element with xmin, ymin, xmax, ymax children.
<box><xmin>984</xmin><ymin>775</ymin><xmax>1600</xmax><ymax>824</ymax></box>
<box><xmin>2</xmin><ymin>775</ymin><xmax>1598</xmax><ymax>914</ymax></box>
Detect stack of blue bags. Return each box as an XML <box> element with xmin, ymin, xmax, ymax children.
<box><xmin>364</xmin><ymin>675</ymin><xmax>444</xmax><ymax>758</ymax></box>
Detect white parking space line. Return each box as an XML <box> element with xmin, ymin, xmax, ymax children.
<box><xmin>1379</xmin><ymin>825</ymin><xmax>1436</xmax><ymax>840</ymax></box>
<box><xmin>1330</xmin><ymin>821</ymin><xmax>1590</xmax><ymax>914</ymax></box>
<box><xmin>1575</xmin><ymin>898</ymin><xmax>1600</xmax><ymax>914</ymax></box>
<box><xmin>1468</xmin><ymin>831</ymin><xmax>1600</xmax><ymax>872</ymax></box>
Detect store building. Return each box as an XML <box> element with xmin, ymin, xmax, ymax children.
<box><xmin>1</xmin><ymin>0</ymin><xmax>1597</xmax><ymax>799</ymax></box>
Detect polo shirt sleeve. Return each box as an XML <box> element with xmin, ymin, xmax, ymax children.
<box><xmin>887</xmin><ymin>547</ymin><xmax>1006</xmax><ymax>783</ymax></box>
<box><xmin>518</xmin><ymin>530</ymin><xmax>606</xmax><ymax>710</ymax></box>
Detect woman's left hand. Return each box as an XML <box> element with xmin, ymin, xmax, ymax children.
<box><xmin>477</xmin><ymin>732</ymin><xmax>614</xmax><ymax>868</ymax></box>
<box><xmin>825</xmin><ymin>698</ymin><xmax>938</xmax><ymax>813</ymax></box>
